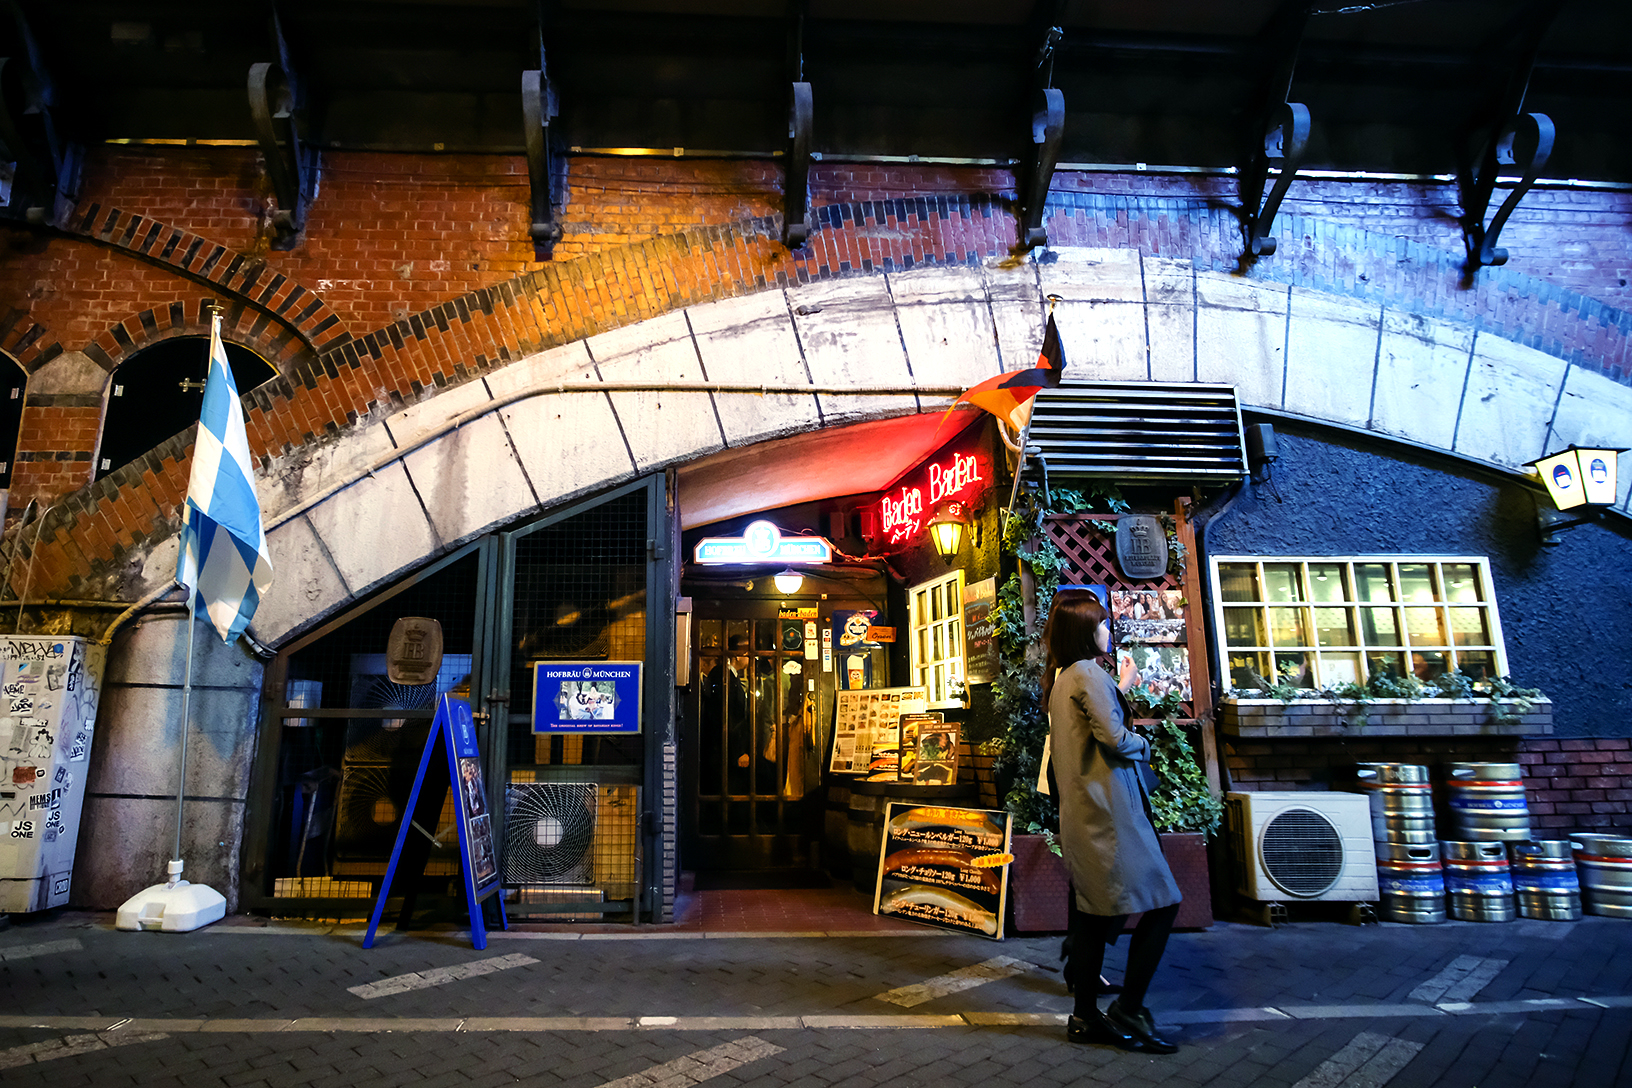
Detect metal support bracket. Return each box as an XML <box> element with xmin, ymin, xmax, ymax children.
<box><xmin>0</xmin><ymin>5</ymin><xmax>82</xmax><ymax>227</ymax></box>
<box><xmin>1457</xmin><ymin>0</ymin><xmax>1563</xmax><ymax>274</ymax></box>
<box><xmin>1463</xmin><ymin>112</ymin><xmax>1554</xmax><ymax>270</ymax></box>
<box><xmin>523</xmin><ymin>68</ymin><xmax>562</xmax><ymax>258</ymax></box>
<box><xmin>1237</xmin><ymin>1</ymin><xmax>1312</xmax><ymax>261</ymax></box>
<box><xmin>783</xmin><ymin>81</ymin><xmax>813</xmax><ymax>248</ymax></box>
<box><xmin>248</xmin><ymin>61</ymin><xmax>314</xmax><ymax>250</ymax></box>
<box><xmin>1019</xmin><ymin>86</ymin><xmax>1064</xmax><ymax>251</ymax></box>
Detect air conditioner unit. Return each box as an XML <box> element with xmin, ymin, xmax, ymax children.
<box><xmin>1227</xmin><ymin>791</ymin><xmax>1378</xmax><ymax>903</ymax></box>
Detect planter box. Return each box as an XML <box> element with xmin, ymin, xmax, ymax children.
<box><xmin>1007</xmin><ymin>831</ymin><xmax>1213</xmax><ymax>934</ymax></box>
<box><xmin>1219</xmin><ymin>696</ymin><xmax>1552</xmax><ymax>738</ymax></box>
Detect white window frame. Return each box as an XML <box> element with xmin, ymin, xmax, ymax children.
<box><xmin>1209</xmin><ymin>555</ymin><xmax>1509</xmax><ymax>692</ymax></box>
<box><xmin>908</xmin><ymin>569</ymin><xmax>966</xmax><ymax>710</ymax></box>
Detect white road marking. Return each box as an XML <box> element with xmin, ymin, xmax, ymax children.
<box><xmin>1408</xmin><ymin>955</ymin><xmax>1508</xmax><ymax>1005</ymax></box>
<box><xmin>346</xmin><ymin>952</ymin><xmax>539</xmax><ymax>999</ymax></box>
<box><xmin>0</xmin><ymin>938</ymin><xmax>83</xmax><ymax>962</ymax></box>
<box><xmin>0</xmin><ymin>1030</ymin><xmax>169</xmax><ymax>1071</ymax></box>
<box><xmin>873</xmin><ymin>956</ymin><xmax>1030</xmax><ymax>1007</ymax></box>
<box><xmin>1290</xmin><ymin>1031</ymin><xmax>1425</xmax><ymax>1088</ymax></box>
<box><xmin>592</xmin><ymin>1035</ymin><xmax>784</xmax><ymax>1088</ymax></box>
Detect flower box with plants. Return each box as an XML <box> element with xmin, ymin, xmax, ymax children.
<box><xmin>1220</xmin><ymin>672</ymin><xmax>1551</xmax><ymax>738</ymax></box>
<box><xmin>985</xmin><ymin>486</ymin><xmax>1221</xmax><ymax>933</ymax></box>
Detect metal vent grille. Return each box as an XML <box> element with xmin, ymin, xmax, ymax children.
<box><xmin>1259</xmin><ymin>808</ymin><xmax>1345</xmax><ymax>897</ymax></box>
<box><xmin>1027</xmin><ymin>382</ymin><xmax>1246</xmax><ymax>482</ymax></box>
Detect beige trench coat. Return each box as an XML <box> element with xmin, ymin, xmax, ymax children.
<box><xmin>1049</xmin><ymin>658</ymin><xmax>1182</xmax><ymax>916</ymax></box>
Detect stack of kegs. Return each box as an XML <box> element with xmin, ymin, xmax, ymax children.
<box><xmin>1357</xmin><ymin>763</ymin><xmax>1445</xmax><ymax>924</ymax></box>
<box><xmin>1570</xmin><ymin>833</ymin><xmax>1632</xmax><ymax>918</ymax></box>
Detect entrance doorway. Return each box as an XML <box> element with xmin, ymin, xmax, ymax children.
<box><xmin>680</xmin><ymin>581</ymin><xmax>888</xmax><ymax>872</ymax></box>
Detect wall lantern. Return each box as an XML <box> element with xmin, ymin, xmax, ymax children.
<box><xmin>927</xmin><ymin>500</ymin><xmax>972</xmax><ymax>563</ymax></box>
<box><xmin>1525</xmin><ymin>446</ymin><xmax>1626</xmax><ymax>544</ymax></box>
<box><xmin>772</xmin><ymin>568</ymin><xmax>805</xmax><ymax>594</ymax></box>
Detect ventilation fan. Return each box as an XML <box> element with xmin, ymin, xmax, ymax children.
<box><xmin>504</xmin><ymin>783</ymin><xmax>598</xmax><ymax>885</ymax></box>
<box><xmin>1227</xmin><ymin>791</ymin><xmax>1378</xmax><ymax>903</ymax></box>
<box><xmin>334</xmin><ymin>765</ymin><xmax>406</xmax><ymax>856</ymax></box>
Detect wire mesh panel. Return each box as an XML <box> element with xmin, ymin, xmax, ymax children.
<box><xmin>503</xmin><ymin>488</ymin><xmax>649</xmax><ymax>917</ymax></box>
<box><xmin>270</xmin><ymin>551</ymin><xmax>481</xmax><ymax>890</ymax></box>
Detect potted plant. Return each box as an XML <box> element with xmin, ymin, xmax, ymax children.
<box><xmin>991</xmin><ymin>485</ymin><xmax>1223</xmax><ymax>932</ymax></box>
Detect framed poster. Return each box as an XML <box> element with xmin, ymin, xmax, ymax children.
<box><xmin>1111</xmin><ymin>588</ymin><xmax>1187</xmax><ymax>644</ymax></box>
<box><xmin>829</xmin><ymin>686</ymin><xmax>928</xmax><ymax>775</ymax></box>
<box><xmin>874</xmin><ymin>803</ymin><xmax>1012</xmax><ymax>939</ymax></box>
<box><xmin>1117</xmin><ymin>645</ymin><xmax>1192</xmax><ymax>701</ymax></box>
<box><xmin>533</xmin><ymin>661</ymin><xmax>642</xmax><ymax>733</ymax></box>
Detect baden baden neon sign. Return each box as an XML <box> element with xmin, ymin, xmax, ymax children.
<box><xmin>877</xmin><ymin>446</ymin><xmax>990</xmax><ymax>546</ymax></box>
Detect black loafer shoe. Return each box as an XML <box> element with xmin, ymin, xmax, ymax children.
<box><xmin>1105</xmin><ymin>1000</ymin><xmax>1180</xmax><ymax>1054</ymax></box>
<box><xmin>1066</xmin><ymin>1011</ymin><xmax>1139</xmax><ymax>1050</ymax></box>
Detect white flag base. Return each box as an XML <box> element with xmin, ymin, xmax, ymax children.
<box><xmin>116</xmin><ymin>860</ymin><xmax>226</xmax><ymax>933</ymax></box>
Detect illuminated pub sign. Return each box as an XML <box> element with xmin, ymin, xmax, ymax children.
<box><xmin>872</xmin><ymin>443</ymin><xmax>992</xmax><ymax>547</ymax></box>
<box><xmin>694</xmin><ymin>519</ymin><xmax>835</xmax><ymax>564</ymax></box>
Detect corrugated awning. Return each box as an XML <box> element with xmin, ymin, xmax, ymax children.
<box><xmin>1026</xmin><ymin>381</ymin><xmax>1247</xmax><ymax>483</ymax></box>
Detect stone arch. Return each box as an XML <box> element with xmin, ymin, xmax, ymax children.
<box><xmin>236</xmin><ymin>254</ymin><xmax>1632</xmax><ymax>647</ymax></box>
<box><xmin>19</xmin><ymin>208</ymin><xmax>1632</xmax><ymax>621</ymax></box>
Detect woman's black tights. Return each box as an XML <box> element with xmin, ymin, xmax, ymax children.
<box><xmin>1068</xmin><ymin>901</ymin><xmax>1180</xmax><ymax>1019</ymax></box>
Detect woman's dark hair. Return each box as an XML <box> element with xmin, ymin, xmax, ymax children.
<box><xmin>1040</xmin><ymin>590</ymin><xmax>1111</xmax><ymax>708</ymax></box>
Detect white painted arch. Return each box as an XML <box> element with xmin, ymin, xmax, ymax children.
<box><xmin>127</xmin><ymin>247</ymin><xmax>1631</xmax><ymax>647</ymax></box>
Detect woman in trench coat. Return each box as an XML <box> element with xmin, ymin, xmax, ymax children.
<box><xmin>1045</xmin><ymin>588</ymin><xmax>1182</xmax><ymax>1054</ymax></box>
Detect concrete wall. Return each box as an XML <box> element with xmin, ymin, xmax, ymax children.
<box><xmin>76</xmin><ymin>609</ymin><xmax>263</xmax><ymax>910</ymax></box>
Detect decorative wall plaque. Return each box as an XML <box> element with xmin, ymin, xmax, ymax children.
<box><xmin>386</xmin><ymin>616</ymin><xmax>445</xmax><ymax>685</ymax></box>
<box><xmin>1114</xmin><ymin>515</ymin><xmax>1169</xmax><ymax>580</ymax></box>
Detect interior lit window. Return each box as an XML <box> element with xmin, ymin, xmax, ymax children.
<box><xmin>1210</xmin><ymin>556</ymin><xmax>1508</xmax><ymax>691</ymax></box>
<box><xmin>908</xmin><ymin>569</ymin><xmax>965</xmax><ymax>709</ymax></box>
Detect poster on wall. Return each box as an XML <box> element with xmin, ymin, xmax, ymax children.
<box><xmin>533</xmin><ymin>661</ymin><xmax>642</xmax><ymax>733</ymax></box>
<box><xmin>833</xmin><ymin>609</ymin><xmax>882</xmax><ymax>690</ymax></box>
<box><xmin>874</xmin><ymin>803</ymin><xmax>1012</xmax><ymax>939</ymax></box>
<box><xmin>1116</xmin><ymin>645</ymin><xmax>1192</xmax><ymax>701</ymax></box>
<box><xmin>1111</xmin><ymin>589</ymin><xmax>1187</xmax><ymax>644</ymax></box>
<box><xmin>961</xmin><ymin>577</ymin><xmax>999</xmax><ymax>686</ymax></box>
<box><xmin>829</xmin><ymin>686</ymin><xmax>928</xmax><ymax>775</ymax></box>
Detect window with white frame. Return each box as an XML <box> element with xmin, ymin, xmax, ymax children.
<box><xmin>1209</xmin><ymin>556</ymin><xmax>1508</xmax><ymax>692</ymax></box>
<box><xmin>908</xmin><ymin>569</ymin><xmax>965</xmax><ymax>709</ymax></box>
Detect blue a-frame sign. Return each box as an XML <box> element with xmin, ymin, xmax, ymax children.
<box><xmin>364</xmin><ymin>694</ymin><xmax>507</xmax><ymax>950</ymax></box>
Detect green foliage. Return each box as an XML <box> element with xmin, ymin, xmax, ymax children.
<box><xmin>1239</xmin><ymin>670</ymin><xmax>1545</xmax><ymax>731</ymax></box>
<box><xmin>1124</xmin><ymin>683</ymin><xmax>1225</xmax><ymax>836</ymax></box>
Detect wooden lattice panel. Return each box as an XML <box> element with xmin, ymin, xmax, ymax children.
<box><xmin>1040</xmin><ymin>505</ymin><xmax>1220</xmax><ymax>790</ymax></box>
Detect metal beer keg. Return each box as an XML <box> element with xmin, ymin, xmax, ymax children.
<box><xmin>1571</xmin><ymin>833</ymin><xmax>1632</xmax><ymax>918</ymax></box>
<box><xmin>1441</xmin><ymin>840</ymin><xmax>1514</xmax><ymax>922</ymax></box>
<box><xmin>1445</xmin><ymin>763</ymin><xmax>1531</xmax><ymax>841</ymax></box>
<box><xmin>1375</xmin><ymin>842</ymin><xmax>1445</xmax><ymax>923</ymax></box>
<box><xmin>1355</xmin><ymin>763</ymin><xmax>1435</xmax><ymax>843</ymax></box>
<box><xmin>1507</xmin><ymin>840</ymin><xmax>1581</xmax><ymax>920</ymax></box>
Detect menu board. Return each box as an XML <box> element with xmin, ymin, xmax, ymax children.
<box><xmin>962</xmin><ymin>577</ymin><xmax>999</xmax><ymax>686</ymax></box>
<box><xmin>829</xmin><ymin>686</ymin><xmax>927</xmax><ymax>775</ymax></box>
<box><xmin>874</xmin><ymin>803</ymin><xmax>1012</xmax><ymax>939</ymax></box>
<box><xmin>898</xmin><ymin>714</ymin><xmax>959</xmax><ymax>785</ymax></box>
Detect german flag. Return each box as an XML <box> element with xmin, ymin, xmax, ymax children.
<box><xmin>938</xmin><ymin>312</ymin><xmax>1065</xmax><ymax>432</ymax></box>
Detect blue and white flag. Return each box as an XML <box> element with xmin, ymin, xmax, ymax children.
<box><xmin>177</xmin><ymin>315</ymin><xmax>273</xmax><ymax>643</ymax></box>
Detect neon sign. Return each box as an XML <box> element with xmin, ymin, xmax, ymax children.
<box><xmin>876</xmin><ymin>447</ymin><xmax>990</xmax><ymax>546</ymax></box>
<box><xmin>694</xmin><ymin>519</ymin><xmax>834</xmax><ymax>565</ymax></box>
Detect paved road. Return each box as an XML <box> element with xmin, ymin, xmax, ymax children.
<box><xmin>1</xmin><ymin>912</ymin><xmax>1629</xmax><ymax>1088</ymax></box>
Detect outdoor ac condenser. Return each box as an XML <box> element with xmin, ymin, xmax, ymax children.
<box><xmin>1226</xmin><ymin>791</ymin><xmax>1378</xmax><ymax>902</ymax></box>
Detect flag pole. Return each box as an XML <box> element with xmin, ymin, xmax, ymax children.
<box><xmin>1003</xmin><ymin>293</ymin><xmax>1063</xmax><ymax>525</ymax></box>
<box><xmin>116</xmin><ymin>303</ymin><xmax>229</xmax><ymax>932</ymax></box>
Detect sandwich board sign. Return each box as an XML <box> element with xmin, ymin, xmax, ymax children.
<box><xmin>364</xmin><ymin>694</ymin><xmax>506</xmax><ymax>950</ymax></box>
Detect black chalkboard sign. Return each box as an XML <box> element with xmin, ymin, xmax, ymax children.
<box><xmin>962</xmin><ymin>576</ymin><xmax>998</xmax><ymax>686</ymax></box>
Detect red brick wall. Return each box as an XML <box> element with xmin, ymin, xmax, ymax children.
<box><xmin>5</xmin><ymin>146</ymin><xmax>1631</xmax><ymax>606</ymax></box>
<box><xmin>1225</xmin><ymin>736</ymin><xmax>1632</xmax><ymax>836</ymax></box>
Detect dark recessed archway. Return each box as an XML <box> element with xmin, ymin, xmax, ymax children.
<box><xmin>0</xmin><ymin>353</ymin><xmax>23</xmax><ymax>491</ymax></box>
<box><xmin>96</xmin><ymin>336</ymin><xmax>276</xmax><ymax>480</ymax></box>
